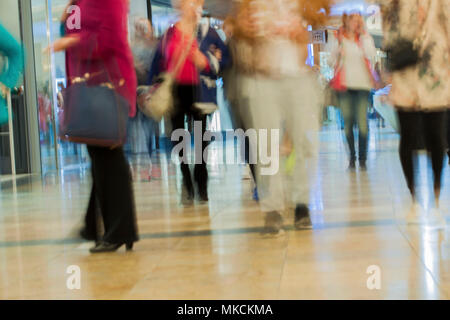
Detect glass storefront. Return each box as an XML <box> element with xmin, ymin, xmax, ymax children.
<box><xmin>1</xmin><ymin>0</ymin><xmax>229</xmax><ymax>179</ymax></box>
<box><xmin>28</xmin><ymin>0</ymin><xmax>152</xmax><ymax>176</ymax></box>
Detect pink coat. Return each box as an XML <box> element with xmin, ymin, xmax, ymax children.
<box><xmin>66</xmin><ymin>0</ymin><xmax>137</xmax><ymax>117</ymax></box>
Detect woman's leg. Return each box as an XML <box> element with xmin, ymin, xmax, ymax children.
<box><xmin>447</xmin><ymin>110</ymin><xmax>450</xmax><ymax>161</ymax></box>
<box><xmin>340</xmin><ymin>91</ymin><xmax>357</xmax><ymax>167</ymax></box>
<box><xmin>355</xmin><ymin>90</ymin><xmax>370</xmax><ymax>167</ymax></box>
<box><xmin>171</xmin><ymin>111</ymin><xmax>194</xmax><ymax>202</ymax></box>
<box><xmin>397</xmin><ymin>110</ymin><xmax>421</xmax><ymax>198</ymax></box>
<box><xmin>82</xmin><ymin>146</ymin><xmax>102</xmax><ymax>241</ymax></box>
<box><xmin>171</xmin><ymin>85</ymin><xmax>197</xmax><ymax>202</ymax></box>
<box><xmin>285</xmin><ymin>74</ymin><xmax>321</xmax><ymax>228</ymax></box>
<box><xmin>88</xmin><ymin>145</ymin><xmax>138</xmax><ymax>244</ymax></box>
<box><xmin>193</xmin><ymin>112</ymin><xmax>209</xmax><ymax>201</ymax></box>
<box><xmin>101</xmin><ymin>146</ymin><xmax>138</xmax><ymax>244</ymax></box>
<box><xmin>246</xmin><ymin>77</ymin><xmax>284</xmax><ymax>215</ymax></box>
<box><xmin>422</xmin><ymin>111</ymin><xmax>447</xmax><ymax>205</ymax></box>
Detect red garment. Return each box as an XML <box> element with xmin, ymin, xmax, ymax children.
<box><xmin>65</xmin><ymin>0</ymin><xmax>137</xmax><ymax>117</ymax></box>
<box><xmin>164</xmin><ymin>25</ymin><xmax>207</xmax><ymax>85</ymax></box>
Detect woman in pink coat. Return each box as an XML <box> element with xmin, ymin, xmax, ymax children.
<box><xmin>52</xmin><ymin>0</ymin><xmax>139</xmax><ymax>253</ymax></box>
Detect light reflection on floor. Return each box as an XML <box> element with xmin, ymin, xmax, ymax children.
<box><xmin>0</xmin><ymin>121</ymin><xmax>449</xmax><ymax>299</ymax></box>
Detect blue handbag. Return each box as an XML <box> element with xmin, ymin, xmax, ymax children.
<box><xmin>59</xmin><ymin>80</ymin><xmax>129</xmax><ymax>147</ymax></box>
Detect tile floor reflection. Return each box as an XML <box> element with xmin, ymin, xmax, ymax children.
<box><xmin>0</xmin><ymin>122</ymin><xmax>449</xmax><ymax>299</ymax></box>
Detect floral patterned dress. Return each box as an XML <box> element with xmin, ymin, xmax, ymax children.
<box><xmin>379</xmin><ymin>0</ymin><xmax>450</xmax><ymax>110</ymax></box>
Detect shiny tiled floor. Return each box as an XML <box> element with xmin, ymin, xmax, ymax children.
<box><xmin>0</xmin><ymin>123</ymin><xmax>449</xmax><ymax>300</ymax></box>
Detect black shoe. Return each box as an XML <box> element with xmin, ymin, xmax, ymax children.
<box><xmin>359</xmin><ymin>160</ymin><xmax>367</xmax><ymax>171</ymax></box>
<box><xmin>181</xmin><ymin>186</ymin><xmax>194</xmax><ymax>206</ymax></box>
<box><xmin>89</xmin><ymin>241</ymin><xmax>134</xmax><ymax>253</ymax></box>
<box><xmin>294</xmin><ymin>204</ymin><xmax>313</xmax><ymax>230</ymax></box>
<box><xmin>198</xmin><ymin>190</ymin><xmax>209</xmax><ymax>203</ymax></box>
<box><xmin>348</xmin><ymin>158</ymin><xmax>356</xmax><ymax>170</ymax></box>
<box><xmin>261</xmin><ymin>211</ymin><xmax>285</xmax><ymax>237</ymax></box>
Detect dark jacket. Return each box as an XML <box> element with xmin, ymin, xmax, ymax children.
<box><xmin>197</xmin><ymin>26</ymin><xmax>230</xmax><ymax>104</ymax></box>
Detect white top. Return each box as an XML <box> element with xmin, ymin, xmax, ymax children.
<box><xmin>262</xmin><ymin>38</ymin><xmax>305</xmax><ymax>76</ymax></box>
<box><xmin>329</xmin><ymin>34</ymin><xmax>377</xmax><ymax>91</ymax></box>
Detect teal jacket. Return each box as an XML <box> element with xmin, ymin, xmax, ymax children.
<box><xmin>0</xmin><ymin>23</ymin><xmax>23</xmax><ymax>89</ymax></box>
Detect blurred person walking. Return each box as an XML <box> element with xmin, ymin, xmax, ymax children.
<box><xmin>231</xmin><ymin>0</ymin><xmax>331</xmax><ymax>236</ymax></box>
<box><xmin>148</xmin><ymin>0</ymin><xmax>211</xmax><ymax>205</ymax></box>
<box><xmin>0</xmin><ymin>23</ymin><xmax>23</xmax><ymax>128</ymax></box>
<box><xmin>129</xmin><ymin>18</ymin><xmax>158</xmax><ymax>181</ymax></box>
<box><xmin>329</xmin><ymin>12</ymin><xmax>378</xmax><ymax>170</ymax></box>
<box><xmin>380</xmin><ymin>0</ymin><xmax>450</xmax><ymax>226</ymax></box>
<box><xmin>196</xmin><ymin>15</ymin><xmax>229</xmax><ymax>114</ymax></box>
<box><xmin>222</xmin><ymin>16</ymin><xmax>259</xmax><ymax>200</ymax></box>
<box><xmin>52</xmin><ymin>0</ymin><xmax>139</xmax><ymax>252</ymax></box>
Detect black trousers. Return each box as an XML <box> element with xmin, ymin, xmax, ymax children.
<box><xmin>84</xmin><ymin>145</ymin><xmax>138</xmax><ymax>244</ymax></box>
<box><xmin>229</xmin><ymin>97</ymin><xmax>257</xmax><ymax>183</ymax></box>
<box><xmin>171</xmin><ymin>84</ymin><xmax>208</xmax><ymax>196</ymax></box>
<box><xmin>397</xmin><ymin>109</ymin><xmax>447</xmax><ymax>195</ymax></box>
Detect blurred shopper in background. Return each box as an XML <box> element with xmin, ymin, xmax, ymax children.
<box><xmin>380</xmin><ymin>0</ymin><xmax>450</xmax><ymax>225</ymax></box>
<box><xmin>222</xmin><ymin>16</ymin><xmax>259</xmax><ymax>201</ymax></box>
<box><xmin>329</xmin><ymin>12</ymin><xmax>378</xmax><ymax>170</ymax></box>
<box><xmin>129</xmin><ymin>18</ymin><xmax>158</xmax><ymax>181</ymax></box>
<box><xmin>53</xmin><ymin>0</ymin><xmax>139</xmax><ymax>252</ymax></box>
<box><xmin>231</xmin><ymin>0</ymin><xmax>331</xmax><ymax>236</ymax></box>
<box><xmin>150</xmin><ymin>0</ymin><xmax>211</xmax><ymax>205</ymax></box>
<box><xmin>196</xmin><ymin>15</ymin><xmax>229</xmax><ymax>113</ymax></box>
<box><xmin>0</xmin><ymin>23</ymin><xmax>23</xmax><ymax>129</ymax></box>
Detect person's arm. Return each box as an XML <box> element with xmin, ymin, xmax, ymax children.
<box><xmin>0</xmin><ymin>24</ymin><xmax>23</xmax><ymax>89</ymax></box>
<box><xmin>174</xmin><ymin>35</ymin><xmax>209</xmax><ymax>72</ymax></box>
<box><xmin>191</xmin><ymin>47</ymin><xmax>209</xmax><ymax>72</ymax></box>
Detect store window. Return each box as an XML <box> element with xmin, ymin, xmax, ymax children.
<box><xmin>26</xmin><ymin>0</ymin><xmax>155</xmax><ymax>176</ymax></box>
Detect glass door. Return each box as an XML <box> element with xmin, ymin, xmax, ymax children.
<box><xmin>31</xmin><ymin>0</ymin><xmax>89</xmax><ymax>176</ymax></box>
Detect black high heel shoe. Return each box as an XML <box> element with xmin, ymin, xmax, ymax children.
<box><xmin>89</xmin><ymin>241</ymin><xmax>134</xmax><ymax>253</ymax></box>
